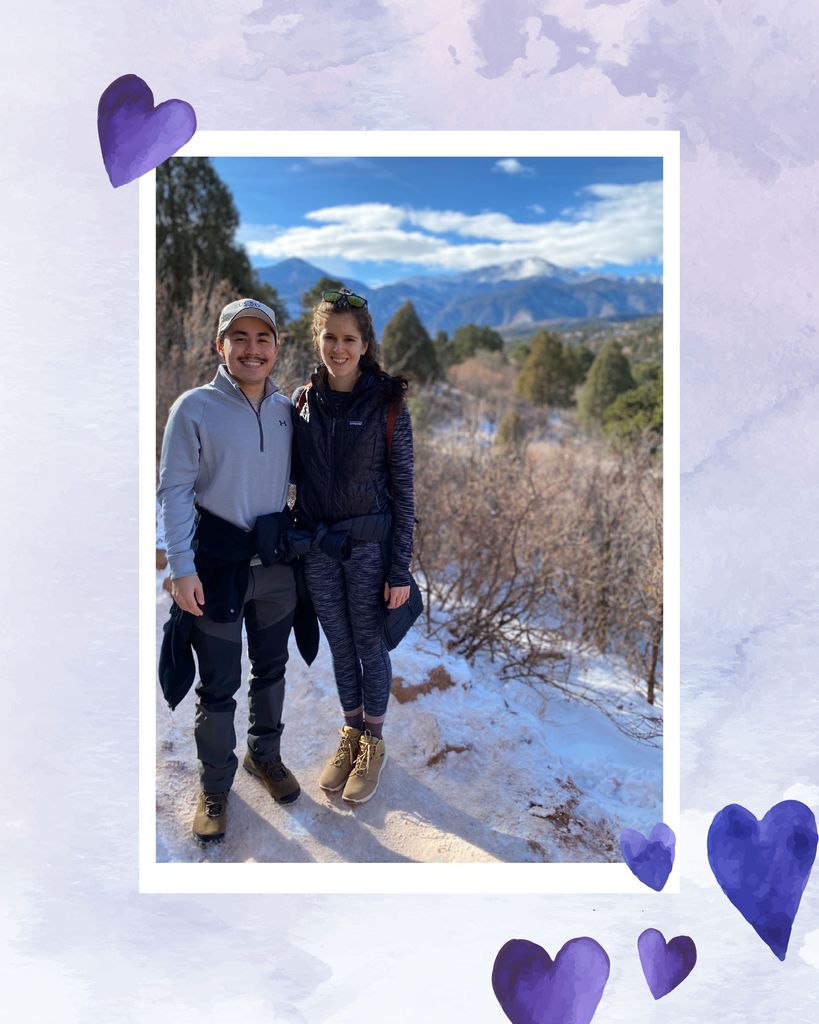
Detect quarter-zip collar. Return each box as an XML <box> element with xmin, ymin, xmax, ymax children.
<box><xmin>213</xmin><ymin>363</ymin><xmax>280</xmax><ymax>451</ymax></box>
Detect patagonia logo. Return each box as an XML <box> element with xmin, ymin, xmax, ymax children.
<box><xmin>349</xmin><ymin>419</ymin><xmax>363</xmax><ymax>426</ymax></box>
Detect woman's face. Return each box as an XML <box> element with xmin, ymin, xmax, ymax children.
<box><xmin>317</xmin><ymin>311</ymin><xmax>368</xmax><ymax>391</ymax></box>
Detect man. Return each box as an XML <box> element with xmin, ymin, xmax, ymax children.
<box><xmin>158</xmin><ymin>297</ymin><xmax>299</xmax><ymax>844</ymax></box>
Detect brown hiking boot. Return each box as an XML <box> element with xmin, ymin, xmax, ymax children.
<box><xmin>342</xmin><ymin>731</ymin><xmax>387</xmax><ymax>804</ymax></box>
<box><xmin>319</xmin><ymin>725</ymin><xmax>362</xmax><ymax>792</ymax></box>
<box><xmin>243</xmin><ymin>752</ymin><xmax>301</xmax><ymax>804</ymax></box>
<box><xmin>192</xmin><ymin>790</ymin><xmax>228</xmax><ymax>844</ymax></box>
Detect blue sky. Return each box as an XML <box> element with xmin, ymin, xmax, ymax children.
<box><xmin>212</xmin><ymin>156</ymin><xmax>663</xmax><ymax>286</ymax></box>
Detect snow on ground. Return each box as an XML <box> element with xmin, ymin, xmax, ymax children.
<box><xmin>156</xmin><ymin>571</ymin><xmax>661</xmax><ymax>863</ymax></box>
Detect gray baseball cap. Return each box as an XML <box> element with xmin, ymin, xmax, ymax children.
<box><xmin>218</xmin><ymin>298</ymin><xmax>278</xmax><ymax>338</ymax></box>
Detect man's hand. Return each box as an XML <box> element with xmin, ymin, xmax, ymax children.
<box><xmin>171</xmin><ymin>574</ymin><xmax>205</xmax><ymax>616</ymax></box>
<box><xmin>384</xmin><ymin>582</ymin><xmax>410</xmax><ymax>610</ymax></box>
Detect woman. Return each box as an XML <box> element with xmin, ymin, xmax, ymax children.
<box><xmin>292</xmin><ymin>288</ymin><xmax>414</xmax><ymax>804</ymax></box>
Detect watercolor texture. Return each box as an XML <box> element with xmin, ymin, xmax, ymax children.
<box><xmin>3</xmin><ymin>0</ymin><xmax>819</xmax><ymax>1021</ymax></box>
<box><xmin>637</xmin><ymin>927</ymin><xmax>697</xmax><ymax>1000</ymax></box>
<box><xmin>492</xmin><ymin>937</ymin><xmax>611</xmax><ymax>1024</ymax></box>
<box><xmin>707</xmin><ymin>800</ymin><xmax>818</xmax><ymax>960</ymax></box>
<box><xmin>620</xmin><ymin>822</ymin><xmax>676</xmax><ymax>891</ymax></box>
<box><xmin>98</xmin><ymin>74</ymin><xmax>196</xmax><ymax>187</ymax></box>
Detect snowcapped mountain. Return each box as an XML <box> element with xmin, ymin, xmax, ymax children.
<box><xmin>464</xmin><ymin>257</ymin><xmax>584</xmax><ymax>284</ymax></box>
<box><xmin>258</xmin><ymin>258</ymin><xmax>662</xmax><ymax>334</ymax></box>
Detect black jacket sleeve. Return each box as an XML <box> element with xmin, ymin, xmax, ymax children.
<box><xmin>387</xmin><ymin>402</ymin><xmax>415</xmax><ymax>587</ymax></box>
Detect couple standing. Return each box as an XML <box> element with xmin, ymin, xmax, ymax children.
<box><xmin>157</xmin><ymin>288</ymin><xmax>414</xmax><ymax>844</ymax></box>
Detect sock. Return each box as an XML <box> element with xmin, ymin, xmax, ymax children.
<box><xmin>364</xmin><ymin>718</ymin><xmax>384</xmax><ymax>739</ymax></box>
<box><xmin>343</xmin><ymin>708</ymin><xmax>365</xmax><ymax>731</ymax></box>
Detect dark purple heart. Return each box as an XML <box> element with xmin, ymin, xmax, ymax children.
<box><xmin>637</xmin><ymin>928</ymin><xmax>697</xmax><ymax>999</ymax></box>
<box><xmin>97</xmin><ymin>74</ymin><xmax>196</xmax><ymax>188</ymax></box>
<box><xmin>619</xmin><ymin>822</ymin><xmax>675</xmax><ymax>891</ymax></box>
<box><xmin>492</xmin><ymin>937</ymin><xmax>610</xmax><ymax>1024</ymax></box>
<box><xmin>707</xmin><ymin>800</ymin><xmax>817</xmax><ymax>960</ymax></box>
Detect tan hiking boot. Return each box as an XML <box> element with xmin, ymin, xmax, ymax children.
<box><xmin>342</xmin><ymin>731</ymin><xmax>387</xmax><ymax>804</ymax></box>
<box><xmin>319</xmin><ymin>726</ymin><xmax>362</xmax><ymax>792</ymax></box>
<box><xmin>192</xmin><ymin>790</ymin><xmax>228</xmax><ymax>844</ymax></box>
<box><xmin>243</xmin><ymin>752</ymin><xmax>301</xmax><ymax>804</ymax></box>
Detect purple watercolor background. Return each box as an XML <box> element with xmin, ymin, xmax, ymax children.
<box><xmin>4</xmin><ymin>0</ymin><xmax>819</xmax><ymax>1021</ymax></box>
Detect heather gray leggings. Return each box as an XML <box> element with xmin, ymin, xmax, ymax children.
<box><xmin>303</xmin><ymin>542</ymin><xmax>392</xmax><ymax>720</ymax></box>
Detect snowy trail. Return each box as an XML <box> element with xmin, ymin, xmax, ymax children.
<box><xmin>155</xmin><ymin>575</ymin><xmax>662</xmax><ymax>864</ymax></box>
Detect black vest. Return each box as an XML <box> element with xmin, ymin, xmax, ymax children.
<box><xmin>294</xmin><ymin>371</ymin><xmax>393</xmax><ymax>524</ymax></box>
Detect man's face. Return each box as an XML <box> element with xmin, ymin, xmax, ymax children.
<box><xmin>216</xmin><ymin>316</ymin><xmax>279</xmax><ymax>395</ymax></box>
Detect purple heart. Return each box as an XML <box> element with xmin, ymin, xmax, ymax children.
<box><xmin>707</xmin><ymin>800</ymin><xmax>817</xmax><ymax>960</ymax></box>
<box><xmin>97</xmin><ymin>74</ymin><xmax>196</xmax><ymax>188</ymax></box>
<box><xmin>637</xmin><ymin>928</ymin><xmax>697</xmax><ymax>999</ymax></box>
<box><xmin>619</xmin><ymin>822</ymin><xmax>675</xmax><ymax>891</ymax></box>
<box><xmin>492</xmin><ymin>937</ymin><xmax>610</xmax><ymax>1024</ymax></box>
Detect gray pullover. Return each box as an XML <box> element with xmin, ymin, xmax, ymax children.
<box><xmin>157</xmin><ymin>364</ymin><xmax>293</xmax><ymax>579</ymax></box>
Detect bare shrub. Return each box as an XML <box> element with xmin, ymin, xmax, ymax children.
<box><xmin>414</xmin><ymin>430</ymin><xmax>663</xmax><ymax>741</ymax></box>
<box><xmin>446</xmin><ymin>351</ymin><xmax>516</xmax><ymax>431</ymax></box>
<box><xmin>156</xmin><ymin>273</ymin><xmax>235</xmax><ymax>458</ymax></box>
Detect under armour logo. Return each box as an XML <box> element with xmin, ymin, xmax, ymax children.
<box><xmin>279</xmin><ymin>419</ymin><xmax>288</xmax><ymax>427</ymax></box>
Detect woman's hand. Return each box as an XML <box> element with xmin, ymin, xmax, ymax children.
<box><xmin>384</xmin><ymin>582</ymin><xmax>410</xmax><ymax>609</ymax></box>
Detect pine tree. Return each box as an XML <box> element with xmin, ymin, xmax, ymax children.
<box><xmin>156</xmin><ymin>157</ymin><xmax>287</xmax><ymax>338</ymax></box>
<box><xmin>603</xmin><ymin>369</ymin><xmax>663</xmax><ymax>445</ymax></box>
<box><xmin>450</xmin><ymin>324</ymin><xmax>505</xmax><ymax>364</ymax></box>
<box><xmin>495</xmin><ymin>406</ymin><xmax>526</xmax><ymax>452</ymax></box>
<box><xmin>381</xmin><ymin>301</ymin><xmax>439</xmax><ymax>381</ymax></box>
<box><xmin>515</xmin><ymin>330</ymin><xmax>574</xmax><ymax>407</ymax></box>
<box><xmin>577</xmin><ymin>341</ymin><xmax>637</xmax><ymax>426</ymax></box>
<box><xmin>433</xmin><ymin>330</ymin><xmax>453</xmax><ymax>369</ymax></box>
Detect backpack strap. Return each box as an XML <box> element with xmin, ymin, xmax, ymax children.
<box><xmin>296</xmin><ymin>381</ymin><xmax>312</xmax><ymax>413</ymax></box>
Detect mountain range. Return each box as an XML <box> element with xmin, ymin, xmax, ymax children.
<box><xmin>257</xmin><ymin>257</ymin><xmax>663</xmax><ymax>335</ymax></box>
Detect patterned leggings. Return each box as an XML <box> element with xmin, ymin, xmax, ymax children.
<box><xmin>303</xmin><ymin>541</ymin><xmax>392</xmax><ymax>720</ymax></box>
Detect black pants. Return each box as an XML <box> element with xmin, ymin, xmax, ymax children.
<box><xmin>191</xmin><ymin>562</ymin><xmax>296</xmax><ymax>792</ymax></box>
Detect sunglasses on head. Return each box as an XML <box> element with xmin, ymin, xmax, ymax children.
<box><xmin>322</xmin><ymin>288</ymin><xmax>368</xmax><ymax>309</ymax></box>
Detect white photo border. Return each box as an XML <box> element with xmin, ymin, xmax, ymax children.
<box><xmin>140</xmin><ymin>130</ymin><xmax>680</xmax><ymax>895</ymax></box>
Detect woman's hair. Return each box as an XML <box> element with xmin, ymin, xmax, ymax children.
<box><xmin>311</xmin><ymin>292</ymin><xmax>408</xmax><ymax>400</ymax></box>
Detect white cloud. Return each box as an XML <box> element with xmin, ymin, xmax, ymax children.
<box><xmin>493</xmin><ymin>158</ymin><xmax>536</xmax><ymax>176</ymax></box>
<box><xmin>243</xmin><ymin>181</ymin><xmax>663</xmax><ymax>272</ymax></box>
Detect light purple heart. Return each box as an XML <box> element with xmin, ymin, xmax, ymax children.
<box><xmin>97</xmin><ymin>74</ymin><xmax>196</xmax><ymax>188</ymax></box>
<box><xmin>637</xmin><ymin>928</ymin><xmax>697</xmax><ymax>1000</ymax></box>
<box><xmin>619</xmin><ymin>822</ymin><xmax>675</xmax><ymax>891</ymax></box>
<box><xmin>492</xmin><ymin>937</ymin><xmax>610</xmax><ymax>1024</ymax></box>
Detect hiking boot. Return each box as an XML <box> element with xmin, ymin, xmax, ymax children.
<box><xmin>342</xmin><ymin>731</ymin><xmax>387</xmax><ymax>804</ymax></box>
<box><xmin>243</xmin><ymin>752</ymin><xmax>301</xmax><ymax>804</ymax></box>
<box><xmin>192</xmin><ymin>790</ymin><xmax>228</xmax><ymax>844</ymax></box>
<box><xmin>319</xmin><ymin>725</ymin><xmax>362</xmax><ymax>792</ymax></box>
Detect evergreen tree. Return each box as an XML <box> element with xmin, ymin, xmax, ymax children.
<box><xmin>433</xmin><ymin>330</ymin><xmax>453</xmax><ymax>369</ymax></box>
<box><xmin>603</xmin><ymin>370</ymin><xmax>663</xmax><ymax>445</ymax></box>
<box><xmin>511</xmin><ymin>340</ymin><xmax>531</xmax><ymax>368</ymax></box>
<box><xmin>156</xmin><ymin>157</ymin><xmax>287</xmax><ymax>339</ymax></box>
<box><xmin>157</xmin><ymin>158</ymin><xmax>253</xmax><ymax>310</ymax></box>
<box><xmin>515</xmin><ymin>330</ymin><xmax>575</xmax><ymax>407</ymax></box>
<box><xmin>381</xmin><ymin>301</ymin><xmax>439</xmax><ymax>381</ymax></box>
<box><xmin>577</xmin><ymin>341</ymin><xmax>637</xmax><ymax>426</ymax></box>
<box><xmin>450</xmin><ymin>324</ymin><xmax>505</xmax><ymax>364</ymax></box>
<box><xmin>495</xmin><ymin>406</ymin><xmax>526</xmax><ymax>452</ymax></box>
<box><xmin>565</xmin><ymin>343</ymin><xmax>595</xmax><ymax>386</ymax></box>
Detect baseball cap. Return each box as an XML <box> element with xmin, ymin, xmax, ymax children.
<box><xmin>218</xmin><ymin>298</ymin><xmax>278</xmax><ymax>338</ymax></box>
